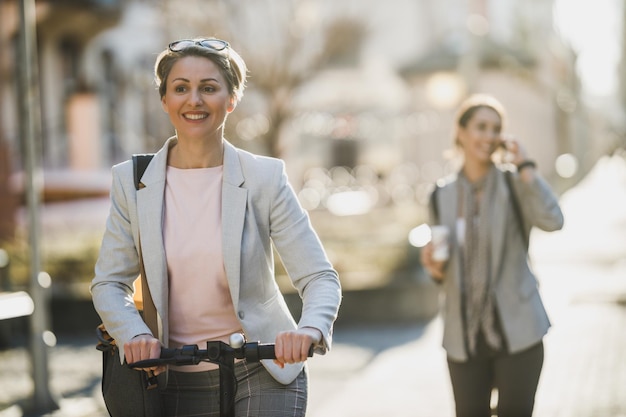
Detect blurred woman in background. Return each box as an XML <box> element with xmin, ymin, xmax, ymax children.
<box><xmin>421</xmin><ymin>94</ymin><xmax>563</xmax><ymax>417</ymax></box>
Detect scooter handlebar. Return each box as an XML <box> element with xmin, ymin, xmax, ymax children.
<box><xmin>128</xmin><ymin>337</ymin><xmax>313</xmax><ymax>369</ymax></box>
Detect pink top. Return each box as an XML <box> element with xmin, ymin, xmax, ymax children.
<box><xmin>164</xmin><ymin>165</ymin><xmax>242</xmax><ymax>372</ymax></box>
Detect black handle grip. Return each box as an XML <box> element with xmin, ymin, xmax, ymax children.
<box><xmin>129</xmin><ymin>346</ymin><xmax>197</xmax><ymax>368</ymax></box>
<box><xmin>244</xmin><ymin>343</ymin><xmax>314</xmax><ymax>362</ymax></box>
<box><xmin>128</xmin><ymin>358</ymin><xmax>163</xmax><ymax>369</ymax></box>
<box><xmin>159</xmin><ymin>348</ymin><xmax>178</xmax><ymax>359</ymax></box>
<box><xmin>256</xmin><ymin>344</ymin><xmax>277</xmax><ymax>360</ymax></box>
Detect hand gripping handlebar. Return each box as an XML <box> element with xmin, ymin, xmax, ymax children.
<box><xmin>127</xmin><ymin>333</ymin><xmax>314</xmax><ymax>417</ymax></box>
<box><xmin>129</xmin><ymin>337</ymin><xmax>282</xmax><ymax>368</ymax></box>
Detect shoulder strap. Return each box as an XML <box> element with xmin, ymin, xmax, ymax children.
<box><xmin>132</xmin><ymin>154</ymin><xmax>155</xmax><ymax>190</ymax></box>
<box><xmin>429</xmin><ymin>184</ymin><xmax>440</xmax><ymax>224</ymax></box>
<box><xmin>504</xmin><ymin>170</ymin><xmax>529</xmax><ymax>248</ymax></box>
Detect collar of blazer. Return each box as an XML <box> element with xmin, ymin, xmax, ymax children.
<box><xmin>137</xmin><ymin>137</ymin><xmax>245</xmax><ymax>189</ymax></box>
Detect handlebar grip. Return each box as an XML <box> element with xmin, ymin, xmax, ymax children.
<box><xmin>159</xmin><ymin>348</ymin><xmax>178</xmax><ymax>359</ymax></box>
<box><xmin>129</xmin><ymin>341</ymin><xmax>316</xmax><ymax>369</ymax></box>
<box><xmin>248</xmin><ymin>343</ymin><xmax>314</xmax><ymax>362</ymax></box>
<box><xmin>256</xmin><ymin>344</ymin><xmax>276</xmax><ymax>360</ymax></box>
<box><xmin>128</xmin><ymin>358</ymin><xmax>162</xmax><ymax>369</ymax></box>
<box><xmin>128</xmin><ymin>346</ymin><xmax>190</xmax><ymax>369</ymax></box>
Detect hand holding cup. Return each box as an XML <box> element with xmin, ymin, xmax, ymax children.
<box><xmin>420</xmin><ymin>225</ymin><xmax>450</xmax><ymax>281</ymax></box>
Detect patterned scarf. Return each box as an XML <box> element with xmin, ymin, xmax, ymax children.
<box><xmin>459</xmin><ymin>165</ymin><xmax>502</xmax><ymax>356</ymax></box>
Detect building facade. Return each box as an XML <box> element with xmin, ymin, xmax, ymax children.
<box><xmin>0</xmin><ymin>0</ymin><xmax>604</xmax><ymax>207</ymax></box>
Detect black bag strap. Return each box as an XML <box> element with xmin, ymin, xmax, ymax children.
<box><xmin>132</xmin><ymin>154</ymin><xmax>155</xmax><ymax>190</ymax></box>
<box><xmin>504</xmin><ymin>170</ymin><xmax>529</xmax><ymax>249</ymax></box>
<box><xmin>429</xmin><ymin>184</ymin><xmax>440</xmax><ymax>224</ymax></box>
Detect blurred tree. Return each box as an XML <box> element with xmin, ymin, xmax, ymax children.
<box><xmin>160</xmin><ymin>0</ymin><xmax>368</xmax><ymax>157</ymax></box>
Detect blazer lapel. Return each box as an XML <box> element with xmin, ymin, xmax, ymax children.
<box><xmin>439</xmin><ymin>179</ymin><xmax>462</xmax><ymax>286</ymax></box>
<box><xmin>221</xmin><ymin>141</ymin><xmax>247</xmax><ymax>309</ymax></box>
<box><xmin>490</xmin><ymin>171</ymin><xmax>508</xmax><ymax>284</ymax></box>
<box><xmin>136</xmin><ymin>140</ymin><xmax>171</xmax><ymax>340</ymax></box>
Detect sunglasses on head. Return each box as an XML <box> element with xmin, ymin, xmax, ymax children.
<box><xmin>168</xmin><ymin>38</ymin><xmax>229</xmax><ymax>53</ymax></box>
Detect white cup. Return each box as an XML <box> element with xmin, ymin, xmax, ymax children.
<box><xmin>430</xmin><ymin>225</ymin><xmax>450</xmax><ymax>261</ymax></box>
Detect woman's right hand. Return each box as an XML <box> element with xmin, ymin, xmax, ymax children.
<box><xmin>124</xmin><ymin>334</ymin><xmax>165</xmax><ymax>375</ymax></box>
<box><xmin>420</xmin><ymin>242</ymin><xmax>446</xmax><ymax>282</ymax></box>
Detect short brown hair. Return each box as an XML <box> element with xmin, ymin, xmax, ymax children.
<box><xmin>154</xmin><ymin>38</ymin><xmax>247</xmax><ymax>102</ymax></box>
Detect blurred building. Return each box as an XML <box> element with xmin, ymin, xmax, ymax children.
<box><xmin>397</xmin><ymin>0</ymin><xmax>586</xmax><ymax>193</ymax></box>
<box><xmin>1</xmin><ymin>0</ymin><xmax>622</xmax><ymax>293</ymax></box>
<box><xmin>0</xmin><ymin>0</ymin><xmax>618</xmax><ymax>227</ymax></box>
<box><xmin>0</xmin><ymin>0</ymin><xmax>124</xmax><ymax>208</ymax></box>
<box><xmin>279</xmin><ymin>0</ymin><xmax>589</xmax><ymax>203</ymax></box>
<box><xmin>0</xmin><ymin>0</ymin><xmax>598</xmax><ymax>185</ymax></box>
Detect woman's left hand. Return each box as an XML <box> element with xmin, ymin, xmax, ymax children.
<box><xmin>500</xmin><ymin>134</ymin><xmax>529</xmax><ymax>166</ymax></box>
<box><xmin>501</xmin><ymin>134</ymin><xmax>536</xmax><ymax>182</ymax></box>
<box><xmin>420</xmin><ymin>242</ymin><xmax>446</xmax><ymax>281</ymax></box>
<box><xmin>273</xmin><ymin>327</ymin><xmax>322</xmax><ymax>368</ymax></box>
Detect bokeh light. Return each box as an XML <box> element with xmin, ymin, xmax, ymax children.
<box><xmin>555</xmin><ymin>153</ymin><xmax>579</xmax><ymax>178</ymax></box>
<box><xmin>426</xmin><ymin>72</ymin><xmax>466</xmax><ymax>110</ymax></box>
<box><xmin>408</xmin><ymin>223</ymin><xmax>432</xmax><ymax>248</ymax></box>
<box><xmin>326</xmin><ymin>190</ymin><xmax>373</xmax><ymax>216</ymax></box>
<box><xmin>42</xmin><ymin>330</ymin><xmax>57</xmax><ymax>347</ymax></box>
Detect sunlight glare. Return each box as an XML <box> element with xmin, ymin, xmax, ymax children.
<box><xmin>553</xmin><ymin>0</ymin><xmax>621</xmax><ymax>97</ymax></box>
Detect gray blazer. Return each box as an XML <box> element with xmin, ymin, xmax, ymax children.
<box><xmin>430</xmin><ymin>168</ymin><xmax>563</xmax><ymax>362</ymax></box>
<box><xmin>91</xmin><ymin>137</ymin><xmax>342</xmax><ymax>384</ymax></box>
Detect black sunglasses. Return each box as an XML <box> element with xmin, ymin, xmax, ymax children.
<box><xmin>168</xmin><ymin>38</ymin><xmax>230</xmax><ymax>53</ymax></box>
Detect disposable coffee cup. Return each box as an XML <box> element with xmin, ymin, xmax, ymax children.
<box><xmin>430</xmin><ymin>225</ymin><xmax>450</xmax><ymax>261</ymax></box>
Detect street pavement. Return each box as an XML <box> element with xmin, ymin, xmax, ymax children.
<box><xmin>1</xmin><ymin>155</ymin><xmax>626</xmax><ymax>416</ymax></box>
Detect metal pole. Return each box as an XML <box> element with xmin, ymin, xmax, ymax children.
<box><xmin>17</xmin><ymin>0</ymin><xmax>58</xmax><ymax>414</ymax></box>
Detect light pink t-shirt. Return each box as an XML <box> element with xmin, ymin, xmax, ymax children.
<box><xmin>164</xmin><ymin>165</ymin><xmax>242</xmax><ymax>372</ymax></box>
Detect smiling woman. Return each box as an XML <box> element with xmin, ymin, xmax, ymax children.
<box><xmin>160</xmin><ymin>55</ymin><xmax>236</xmax><ymax>166</ymax></box>
<box><xmin>153</xmin><ymin>40</ymin><xmax>246</xmax><ymax>169</ymax></box>
<box><xmin>91</xmin><ymin>37</ymin><xmax>341</xmax><ymax>417</ymax></box>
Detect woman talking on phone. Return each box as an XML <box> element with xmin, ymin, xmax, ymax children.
<box><xmin>420</xmin><ymin>94</ymin><xmax>563</xmax><ymax>417</ymax></box>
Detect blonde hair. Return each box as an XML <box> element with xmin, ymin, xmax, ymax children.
<box><xmin>443</xmin><ymin>94</ymin><xmax>508</xmax><ymax>166</ymax></box>
<box><xmin>453</xmin><ymin>94</ymin><xmax>507</xmax><ymax>146</ymax></box>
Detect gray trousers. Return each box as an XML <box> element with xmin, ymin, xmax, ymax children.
<box><xmin>162</xmin><ymin>361</ymin><xmax>307</xmax><ymax>417</ymax></box>
<box><xmin>447</xmin><ymin>331</ymin><xmax>544</xmax><ymax>417</ymax></box>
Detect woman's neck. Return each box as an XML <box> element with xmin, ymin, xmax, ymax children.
<box><xmin>462</xmin><ymin>159</ymin><xmax>492</xmax><ymax>183</ymax></box>
<box><xmin>169</xmin><ymin>137</ymin><xmax>224</xmax><ymax>169</ymax></box>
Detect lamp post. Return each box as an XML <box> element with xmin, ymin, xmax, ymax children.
<box><xmin>17</xmin><ymin>0</ymin><xmax>58</xmax><ymax>414</ymax></box>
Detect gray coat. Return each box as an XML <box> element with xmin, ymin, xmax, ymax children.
<box><xmin>430</xmin><ymin>168</ymin><xmax>563</xmax><ymax>362</ymax></box>
<box><xmin>91</xmin><ymin>137</ymin><xmax>341</xmax><ymax>384</ymax></box>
